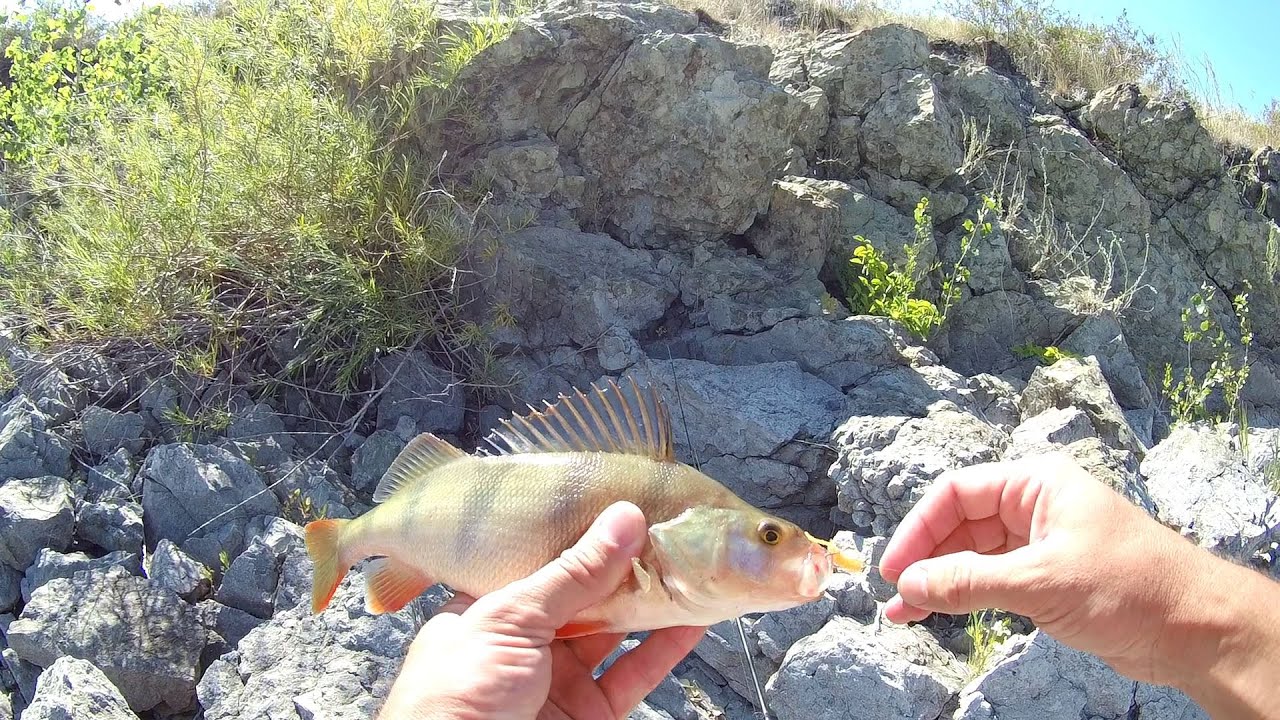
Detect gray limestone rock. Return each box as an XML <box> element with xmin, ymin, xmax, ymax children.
<box><xmin>831</xmin><ymin>404</ymin><xmax>1007</xmax><ymax>535</ymax></box>
<box><xmin>197</xmin><ymin>600</ymin><xmax>263</xmax><ymax>649</ymax></box>
<box><xmin>21</xmin><ymin>657</ymin><xmax>135</xmax><ymax>720</ymax></box>
<box><xmin>215</xmin><ymin>537</ymin><xmax>280</xmax><ymax>619</ymax></box>
<box><xmin>1019</xmin><ymin>356</ymin><xmax>1145</xmax><ymax>457</ymax></box>
<box><xmin>1140</xmin><ymin>425</ymin><xmax>1279</xmax><ymax>558</ymax></box>
<box><xmin>75</xmin><ymin>500</ymin><xmax>143</xmax><ymax>556</ymax></box>
<box><xmin>0</xmin><ymin>477</ymin><xmax>74</xmax><ymax>571</ymax></box>
<box><xmin>806</xmin><ymin>24</ymin><xmax>930</xmax><ymax>117</ymax></box>
<box><xmin>20</xmin><ymin>550</ymin><xmax>140</xmax><ymax>604</ymax></box>
<box><xmin>138</xmin><ymin>443</ymin><xmax>280</xmax><ymax>546</ymax></box>
<box><xmin>8</xmin><ymin>566</ymin><xmax>207</xmax><ymax>713</ymax></box>
<box><xmin>0</xmin><ymin>566</ymin><xmax>18</xmax><ymax>614</ymax></box>
<box><xmin>753</xmin><ymin>594</ymin><xmax>835</xmax><ymax>663</ymax></box>
<box><xmin>148</xmin><ymin>539</ymin><xmax>211</xmax><ymax>603</ymax></box>
<box><xmin>84</xmin><ymin>449</ymin><xmax>135</xmax><ymax>503</ymax></box>
<box><xmin>0</xmin><ymin>399</ymin><xmax>71</xmax><ymax>482</ymax></box>
<box><xmin>371</xmin><ymin>350</ymin><xmax>465</xmax><ymax>434</ymax></box>
<box><xmin>79</xmin><ymin>407</ymin><xmax>144</xmax><ymax>457</ymax></box>
<box><xmin>956</xmin><ymin>631</ymin><xmax>1206</xmax><ymax>719</ymax></box>
<box><xmin>1060</xmin><ymin>313</ymin><xmax>1155</xmax><ymax>411</ymax></box>
<box><xmin>196</xmin><ymin>563</ymin><xmax>423</xmax><ymax>720</ymax></box>
<box><xmin>859</xmin><ymin>72</ymin><xmax>962</xmax><ymax>184</ymax></box>
<box><xmin>766</xmin><ymin>616</ymin><xmax>964</xmax><ymax>720</ymax></box>
<box><xmin>350</xmin><ymin>430</ymin><xmax>406</xmax><ymax>495</ymax></box>
<box><xmin>745</xmin><ymin>177</ymin><xmax>841</xmax><ymax>273</ymax></box>
<box><xmin>9</xmin><ymin>352</ymin><xmax>86</xmax><ymax>426</ymax></box>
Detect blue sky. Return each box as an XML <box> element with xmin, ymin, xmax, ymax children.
<box><xmin>893</xmin><ymin>0</ymin><xmax>1278</xmax><ymax>117</ymax></box>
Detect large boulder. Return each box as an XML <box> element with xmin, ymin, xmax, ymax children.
<box><xmin>138</xmin><ymin>443</ymin><xmax>280</xmax><ymax>546</ymax></box>
<box><xmin>79</xmin><ymin>407</ymin><xmax>144</xmax><ymax>457</ymax></box>
<box><xmin>7</xmin><ymin>566</ymin><xmax>207</xmax><ymax>714</ymax></box>
<box><xmin>21</xmin><ymin>657</ymin><xmax>135</xmax><ymax>720</ymax></box>
<box><xmin>0</xmin><ymin>477</ymin><xmax>74</xmax><ymax>571</ymax></box>
<box><xmin>0</xmin><ymin>399</ymin><xmax>71</xmax><ymax>482</ymax></box>
<box><xmin>370</xmin><ymin>351</ymin><xmax>465</xmax><ymax>434</ymax></box>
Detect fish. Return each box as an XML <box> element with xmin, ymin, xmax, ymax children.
<box><xmin>304</xmin><ymin>377</ymin><xmax>860</xmax><ymax>637</ymax></box>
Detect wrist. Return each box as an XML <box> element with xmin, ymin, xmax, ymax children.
<box><xmin>1153</xmin><ymin>536</ymin><xmax>1280</xmax><ymax>718</ymax></box>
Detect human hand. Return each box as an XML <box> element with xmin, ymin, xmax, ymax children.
<box><xmin>377</xmin><ymin>501</ymin><xmax>706</xmax><ymax>720</ymax></box>
<box><xmin>878</xmin><ymin>452</ymin><xmax>1198</xmax><ymax>684</ymax></box>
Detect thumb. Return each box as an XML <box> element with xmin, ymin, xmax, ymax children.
<box><xmin>891</xmin><ymin>547</ymin><xmax>1048</xmax><ymax>617</ymax></box>
<box><xmin>498</xmin><ymin>501</ymin><xmax>648</xmax><ymax>630</ymax></box>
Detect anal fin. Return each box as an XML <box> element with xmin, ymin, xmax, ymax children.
<box><xmin>365</xmin><ymin>558</ymin><xmax>434</xmax><ymax>614</ymax></box>
<box><xmin>555</xmin><ymin>620</ymin><xmax>611</xmax><ymax>639</ymax></box>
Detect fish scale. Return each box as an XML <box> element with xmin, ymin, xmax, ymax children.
<box><xmin>304</xmin><ymin>378</ymin><xmax>859</xmax><ymax>636</ymax></box>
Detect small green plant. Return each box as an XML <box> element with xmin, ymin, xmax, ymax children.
<box><xmin>965</xmin><ymin>610</ymin><xmax>1012</xmax><ymax>678</ymax></box>
<box><xmin>1161</xmin><ymin>283</ymin><xmax>1252</xmax><ymax>428</ymax></box>
<box><xmin>0</xmin><ymin>357</ymin><xmax>14</xmax><ymax>394</ymax></box>
<box><xmin>163</xmin><ymin>405</ymin><xmax>232</xmax><ymax>442</ymax></box>
<box><xmin>283</xmin><ymin>488</ymin><xmax>329</xmax><ymax>524</ymax></box>
<box><xmin>842</xmin><ymin>196</ymin><xmax>993</xmax><ymax>340</ymax></box>
<box><xmin>219</xmin><ymin>549</ymin><xmax>231</xmax><ymax>573</ymax></box>
<box><xmin>1013</xmin><ymin>343</ymin><xmax>1079</xmax><ymax>365</ymax></box>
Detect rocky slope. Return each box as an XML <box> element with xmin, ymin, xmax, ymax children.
<box><xmin>1</xmin><ymin>0</ymin><xmax>1279</xmax><ymax>718</ymax></box>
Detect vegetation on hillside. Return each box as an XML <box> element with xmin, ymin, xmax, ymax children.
<box><xmin>0</xmin><ymin>0</ymin><xmax>510</xmax><ymax>393</ymax></box>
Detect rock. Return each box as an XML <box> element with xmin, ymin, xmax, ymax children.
<box><xmin>269</xmin><ymin>458</ymin><xmax>357</xmax><ymax>520</ymax></box>
<box><xmin>766</xmin><ymin>616</ymin><xmax>963</xmax><ymax>720</ymax></box>
<box><xmin>197</xmin><ymin>600</ymin><xmax>263</xmax><ymax>649</ymax></box>
<box><xmin>679</xmin><ymin>246</ymin><xmax>828</xmax><ymax>334</ymax></box>
<box><xmin>1019</xmin><ymin>356</ymin><xmax>1144</xmax><ymax>456</ymax></box>
<box><xmin>0</xmin><ymin>477</ymin><xmax>74</xmax><ymax>571</ymax></box>
<box><xmin>753</xmin><ymin>594</ymin><xmax>835</xmax><ymax>663</ymax></box>
<box><xmin>370</xmin><ymin>350</ymin><xmax>465</xmax><ymax>433</ymax></box>
<box><xmin>831</xmin><ymin>404</ymin><xmax>1007</xmax><ymax>535</ymax></box>
<box><xmin>458</xmin><ymin>1</ymin><xmax>803</xmax><ymax>241</ymax></box>
<box><xmin>75</xmin><ymin>500</ymin><xmax>143</xmax><ymax>555</ymax></box>
<box><xmin>21</xmin><ymin>657</ymin><xmax>135</xmax><ymax>720</ymax></box>
<box><xmin>8</xmin><ymin>566</ymin><xmax>207</xmax><ymax>713</ymax></box>
<box><xmin>79</xmin><ymin>407</ymin><xmax>144</xmax><ymax>457</ymax></box>
<box><xmin>745</xmin><ymin>177</ymin><xmax>841</xmax><ymax>273</ymax></box>
<box><xmin>860</xmin><ymin>73</ymin><xmax>962</xmax><ymax>184</ymax></box>
<box><xmin>596</xmin><ymin>325</ymin><xmax>643</xmax><ymax>372</ymax></box>
<box><xmin>625</xmin><ymin>359</ymin><xmax>846</xmax><ymax>516</ymax></box>
<box><xmin>1</xmin><ymin>645</ymin><xmax>39</xmax><ymax>713</ymax></box>
<box><xmin>1140</xmin><ymin>425</ymin><xmax>1279</xmax><ymax>557</ymax></box>
<box><xmin>691</xmin><ymin>619</ymin><xmax>775</xmax><ymax>701</ymax></box>
<box><xmin>20</xmin><ymin>550</ymin><xmax>139</xmax><ymax>604</ymax></box>
<box><xmin>1060</xmin><ymin>314</ymin><xmax>1155</xmax><ymax>410</ymax></box>
<box><xmin>480</xmin><ymin>226</ymin><xmax>678</xmax><ymax>352</ymax></box>
<box><xmin>138</xmin><ymin>443</ymin><xmax>280</xmax><ymax>546</ymax></box>
<box><xmin>956</xmin><ymin>631</ymin><xmax>1206</xmax><ymax>719</ymax></box>
<box><xmin>0</xmin><ymin>399</ymin><xmax>71</xmax><ymax>482</ymax></box>
<box><xmin>807</xmin><ymin>25</ymin><xmax>930</xmax><ymax>117</ymax></box>
<box><xmin>9</xmin><ymin>352</ymin><xmax>86</xmax><ymax>426</ymax></box>
<box><xmin>350</xmin><ymin>430</ymin><xmax>406</xmax><ymax>495</ymax></box>
<box><xmin>824</xmin><ymin>572</ymin><xmax>876</xmax><ymax>619</ymax></box>
<box><xmin>84</xmin><ymin>450</ymin><xmax>135</xmax><ymax>503</ymax></box>
<box><xmin>0</xmin><ymin>566</ymin><xmax>18</xmax><ymax>613</ymax></box>
<box><xmin>599</xmin><ymin>640</ymin><xmax>696</xmax><ymax>720</ymax></box>
<box><xmin>215</xmin><ymin>537</ymin><xmax>280</xmax><ymax>619</ymax></box>
<box><xmin>700</xmin><ymin>316</ymin><xmax>907</xmax><ymax>391</ymax></box>
<box><xmin>148</xmin><ymin>539</ymin><xmax>211</xmax><ymax>603</ymax></box>
<box><xmin>196</xmin><ymin>565</ymin><xmax>425</xmax><ymax>720</ymax></box>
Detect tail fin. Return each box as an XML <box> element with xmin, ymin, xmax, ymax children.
<box><xmin>305</xmin><ymin>518</ymin><xmax>350</xmax><ymax>613</ymax></box>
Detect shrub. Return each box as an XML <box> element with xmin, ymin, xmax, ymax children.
<box><xmin>1161</xmin><ymin>283</ymin><xmax>1252</xmax><ymax>427</ymax></box>
<box><xmin>0</xmin><ymin>0</ymin><xmax>511</xmax><ymax>391</ymax></box>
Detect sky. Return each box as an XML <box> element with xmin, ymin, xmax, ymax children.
<box><xmin>892</xmin><ymin>0</ymin><xmax>1278</xmax><ymax>117</ymax></box>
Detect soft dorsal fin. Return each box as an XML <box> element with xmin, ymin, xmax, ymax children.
<box><xmin>373</xmin><ymin>433</ymin><xmax>467</xmax><ymax>503</ymax></box>
<box><xmin>480</xmin><ymin>377</ymin><xmax>675</xmax><ymax>462</ymax></box>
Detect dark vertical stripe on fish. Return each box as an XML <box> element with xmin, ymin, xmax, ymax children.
<box><xmin>454</xmin><ymin>472</ymin><xmax>498</xmax><ymax>563</ymax></box>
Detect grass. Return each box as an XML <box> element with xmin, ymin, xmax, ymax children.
<box><xmin>675</xmin><ymin>0</ymin><xmax>1278</xmax><ymax>152</ymax></box>
<box><xmin>964</xmin><ymin>609</ymin><xmax>1012</xmax><ymax>679</ymax></box>
<box><xmin>0</xmin><ymin>0</ymin><xmax>515</xmax><ymax>394</ymax></box>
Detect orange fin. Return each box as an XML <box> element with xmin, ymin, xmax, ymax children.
<box><xmin>555</xmin><ymin>620</ymin><xmax>611</xmax><ymax>639</ymax></box>
<box><xmin>365</xmin><ymin>558</ymin><xmax>434</xmax><ymax>614</ymax></box>
<box><xmin>305</xmin><ymin>518</ymin><xmax>350</xmax><ymax>613</ymax></box>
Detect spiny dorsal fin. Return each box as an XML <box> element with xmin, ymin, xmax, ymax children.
<box><xmin>373</xmin><ymin>433</ymin><xmax>467</xmax><ymax>503</ymax></box>
<box><xmin>480</xmin><ymin>377</ymin><xmax>674</xmax><ymax>462</ymax></box>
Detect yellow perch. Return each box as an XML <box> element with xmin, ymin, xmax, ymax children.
<box><xmin>305</xmin><ymin>378</ymin><xmax>848</xmax><ymax>637</ymax></box>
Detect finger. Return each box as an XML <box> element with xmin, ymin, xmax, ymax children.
<box><xmin>598</xmin><ymin>626</ymin><xmax>706</xmax><ymax>717</ymax></box>
<box><xmin>881</xmin><ymin>462</ymin><xmax>1040</xmax><ymax>582</ymax></box>
<box><xmin>883</xmin><ymin>594</ymin><xmax>931</xmax><ymax>624</ymax></box>
<box><xmin>500</xmin><ymin>501</ymin><xmax>648</xmax><ymax>630</ymax></box>
<box><xmin>894</xmin><ymin>546</ymin><xmax>1047</xmax><ymax>617</ymax></box>
<box><xmin>566</xmin><ymin>632</ymin><xmax>627</xmax><ymax>670</ymax></box>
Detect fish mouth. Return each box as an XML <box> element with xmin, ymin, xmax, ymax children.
<box><xmin>796</xmin><ymin>542</ymin><xmax>833</xmax><ymax>599</ymax></box>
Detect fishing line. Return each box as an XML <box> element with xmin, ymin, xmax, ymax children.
<box><xmin>664</xmin><ymin>346</ymin><xmax>773</xmax><ymax>720</ymax></box>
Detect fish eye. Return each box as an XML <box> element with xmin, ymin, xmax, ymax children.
<box><xmin>758</xmin><ymin>520</ymin><xmax>782</xmax><ymax>545</ymax></box>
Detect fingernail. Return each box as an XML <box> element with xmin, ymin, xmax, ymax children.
<box><xmin>897</xmin><ymin>566</ymin><xmax>928</xmax><ymax>604</ymax></box>
<box><xmin>593</xmin><ymin>502</ymin><xmax>646</xmax><ymax>554</ymax></box>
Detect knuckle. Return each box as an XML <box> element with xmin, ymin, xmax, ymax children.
<box><xmin>938</xmin><ymin>557</ymin><xmax>975</xmax><ymax>610</ymax></box>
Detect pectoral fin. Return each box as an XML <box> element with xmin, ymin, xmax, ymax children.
<box><xmin>631</xmin><ymin>557</ymin><xmax>652</xmax><ymax>593</ymax></box>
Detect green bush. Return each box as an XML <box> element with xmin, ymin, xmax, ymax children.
<box><xmin>1161</xmin><ymin>283</ymin><xmax>1252</xmax><ymax>427</ymax></box>
<box><xmin>1013</xmin><ymin>343</ymin><xmax>1079</xmax><ymax>365</ymax></box>
<box><xmin>0</xmin><ymin>0</ymin><xmax>511</xmax><ymax>390</ymax></box>
<box><xmin>841</xmin><ymin>196</ymin><xmax>994</xmax><ymax>340</ymax></box>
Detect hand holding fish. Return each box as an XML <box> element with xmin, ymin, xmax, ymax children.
<box><xmin>880</xmin><ymin>452</ymin><xmax>1280</xmax><ymax>720</ymax></box>
<box><xmin>377</xmin><ymin>501</ymin><xmax>706</xmax><ymax>720</ymax></box>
